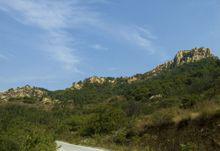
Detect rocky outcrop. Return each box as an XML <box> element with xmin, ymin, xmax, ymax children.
<box><xmin>127</xmin><ymin>77</ymin><xmax>138</xmax><ymax>84</ymax></box>
<box><xmin>146</xmin><ymin>60</ymin><xmax>173</xmax><ymax>77</ymax></box>
<box><xmin>129</xmin><ymin>47</ymin><xmax>215</xmax><ymax>82</ymax></box>
<box><xmin>0</xmin><ymin>85</ymin><xmax>56</xmax><ymax>104</ymax></box>
<box><xmin>71</xmin><ymin>76</ymin><xmax>116</xmax><ymax>90</ymax></box>
<box><xmin>149</xmin><ymin>47</ymin><xmax>213</xmax><ymax>76</ymax></box>
<box><xmin>72</xmin><ymin>83</ymin><xmax>84</xmax><ymax>90</ymax></box>
<box><xmin>86</xmin><ymin>76</ymin><xmax>116</xmax><ymax>84</ymax></box>
<box><xmin>173</xmin><ymin>47</ymin><xmax>213</xmax><ymax>66</ymax></box>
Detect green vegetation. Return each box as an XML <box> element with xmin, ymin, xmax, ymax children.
<box><xmin>1</xmin><ymin>57</ymin><xmax>220</xmax><ymax>150</ymax></box>
<box><xmin>0</xmin><ymin>105</ymin><xmax>56</xmax><ymax>151</ymax></box>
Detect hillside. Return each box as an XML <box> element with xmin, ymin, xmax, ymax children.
<box><xmin>0</xmin><ymin>47</ymin><xmax>220</xmax><ymax>151</ymax></box>
<box><xmin>47</xmin><ymin>47</ymin><xmax>219</xmax><ymax>106</ymax></box>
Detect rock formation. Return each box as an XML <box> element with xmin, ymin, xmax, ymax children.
<box><xmin>173</xmin><ymin>47</ymin><xmax>213</xmax><ymax>66</ymax></box>
<box><xmin>131</xmin><ymin>47</ymin><xmax>215</xmax><ymax>81</ymax></box>
<box><xmin>0</xmin><ymin>85</ymin><xmax>56</xmax><ymax>104</ymax></box>
<box><xmin>71</xmin><ymin>76</ymin><xmax>116</xmax><ymax>90</ymax></box>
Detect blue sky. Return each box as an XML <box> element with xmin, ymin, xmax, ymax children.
<box><xmin>0</xmin><ymin>0</ymin><xmax>220</xmax><ymax>91</ymax></box>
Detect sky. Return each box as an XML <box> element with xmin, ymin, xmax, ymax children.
<box><xmin>0</xmin><ymin>0</ymin><xmax>220</xmax><ymax>91</ymax></box>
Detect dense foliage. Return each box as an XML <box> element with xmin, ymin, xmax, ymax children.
<box><xmin>0</xmin><ymin>105</ymin><xmax>56</xmax><ymax>151</ymax></box>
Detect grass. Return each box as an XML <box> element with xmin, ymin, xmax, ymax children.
<box><xmin>135</xmin><ymin>100</ymin><xmax>220</xmax><ymax>130</ymax></box>
<box><xmin>62</xmin><ymin>100</ymin><xmax>220</xmax><ymax>151</ymax></box>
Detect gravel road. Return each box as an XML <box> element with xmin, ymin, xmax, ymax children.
<box><xmin>56</xmin><ymin>141</ymin><xmax>107</xmax><ymax>151</ymax></box>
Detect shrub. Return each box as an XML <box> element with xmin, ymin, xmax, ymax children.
<box><xmin>149</xmin><ymin>109</ymin><xmax>174</xmax><ymax>126</ymax></box>
<box><xmin>180</xmin><ymin>95</ymin><xmax>199</xmax><ymax>109</ymax></box>
<box><xmin>81</xmin><ymin>106</ymin><xmax>126</xmax><ymax>136</ymax></box>
<box><xmin>0</xmin><ymin>138</ymin><xmax>19</xmax><ymax>151</ymax></box>
<box><xmin>180</xmin><ymin>143</ymin><xmax>195</xmax><ymax>151</ymax></box>
<box><xmin>113</xmin><ymin>129</ymin><xmax>128</xmax><ymax>144</ymax></box>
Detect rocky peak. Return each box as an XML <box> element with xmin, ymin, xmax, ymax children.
<box><xmin>129</xmin><ymin>47</ymin><xmax>215</xmax><ymax>82</ymax></box>
<box><xmin>153</xmin><ymin>47</ymin><xmax>214</xmax><ymax>72</ymax></box>
<box><xmin>173</xmin><ymin>47</ymin><xmax>213</xmax><ymax>66</ymax></box>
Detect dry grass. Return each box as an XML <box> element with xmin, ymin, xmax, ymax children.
<box><xmin>136</xmin><ymin>100</ymin><xmax>220</xmax><ymax>130</ymax></box>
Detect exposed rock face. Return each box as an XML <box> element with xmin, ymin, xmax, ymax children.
<box><xmin>0</xmin><ymin>85</ymin><xmax>55</xmax><ymax>104</ymax></box>
<box><xmin>86</xmin><ymin>76</ymin><xmax>116</xmax><ymax>84</ymax></box>
<box><xmin>127</xmin><ymin>77</ymin><xmax>138</xmax><ymax>84</ymax></box>
<box><xmin>150</xmin><ymin>47</ymin><xmax>213</xmax><ymax>75</ymax></box>
<box><xmin>173</xmin><ymin>47</ymin><xmax>213</xmax><ymax>66</ymax></box>
<box><xmin>147</xmin><ymin>60</ymin><xmax>173</xmax><ymax>77</ymax></box>
<box><xmin>88</xmin><ymin>77</ymin><xmax>106</xmax><ymax>84</ymax></box>
<box><xmin>72</xmin><ymin>83</ymin><xmax>84</xmax><ymax>90</ymax></box>
<box><xmin>71</xmin><ymin>76</ymin><xmax>116</xmax><ymax>90</ymax></box>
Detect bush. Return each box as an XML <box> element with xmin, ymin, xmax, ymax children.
<box><xmin>81</xmin><ymin>106</ymin><xmax>126</xmax><ymax>136</ymax></box>
<box><xmin>180</xmin><ymin>143</ymin><xmax>195</xmax><ymax>151</ymax></box>
<box><xmin>0</xmin><ymin>105</ymin><xmax>56</xmax><ymax>151</ymax></box>
<box><xmin>113</xmin><ymin>129</ymin><xmax>128</xmax><ymax>144</ymax></box>
<box><xmin>150</xmin><ymin>109</ymin><xmax>174</xmax><ymax>126</ymax></box>
<box><xmin>180</xmin><ymin>95</ymin><xmax>199</xmax><ymax>109</ymax></box>
<box><xmin>0</xmin><ymin>138</ymin><xmax>19</xmax><ymax>151</ymax></box>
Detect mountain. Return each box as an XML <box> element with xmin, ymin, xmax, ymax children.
<box><xmin>0</xmin><ymin>47</ymin><xmax>217</xmax><ymax>107</ymax></box>
<box><xmin>0</xmin><ymin>47</ymin><xmax>220</xmax><ymax>151</ymax></box>
<box><xmin>132</xmin><ymin>47</ymin><xmax>214</xmax><ymax>80</ymax></box>
<box><xmin>0</xmin><ymin>47</ymin><xmax>215</xmax><ymax>98</ymax></box>
<box><xmin>70</xmin><ymin>47</ymin><xmax>215</xmax><ymax>89</ymax></box>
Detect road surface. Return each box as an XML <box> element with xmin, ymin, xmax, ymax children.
<box><xmin>56</xmin><ymin>141</ymin><xmax>107</xmax><ymax>151</ymax></box>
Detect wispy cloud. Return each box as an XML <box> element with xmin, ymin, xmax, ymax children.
<box><xmin>45</xmin><ymin>30</ymin><xmax>79</xmax><ymax>70</ymax></box>
<box><xmin>0</xmin><ymin>0</ymin><xmax>100</xmax><ymax>70</ymax></box>
<box><xmin>97</xmin><ymin>23</ymin><xmax>157</xmax><ymax>54</ymax></box>
<box><xmin>119</xmin><ymin>26</ymin><xmax>156</xmax><ymax>53</ymax></box>
<box><xmin>0</xmin><ymin>0</ymin><xmax>158</xmax><ymax>70</ymax></box>
<box><xmin>0</xmin><ymin>0</ymin><xmax>100</xmax><ymax>29</ymax></box>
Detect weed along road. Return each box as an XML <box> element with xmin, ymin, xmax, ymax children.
<box><xmin>56</xmin><ymin>141</ymin><xmax>107</xmax><ymax>151</ymax></box>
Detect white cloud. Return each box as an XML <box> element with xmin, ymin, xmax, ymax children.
<box><xmin>0</xmin><ymin>0</ymin><xmax>100</xmax><ymax>70</ymax></box>
<box><xmin>122</xmin><ymin>26</ymin><xmax>157</xmax><ymax>54</ymax></box>
<box><xmin>91</xmin><ymin>44</ymin><xmax>109</xmax><ymax>51</ymax></box>
<box><xmin>45</xmin><ymin>31</ymin><xmax>79</xmax><ymax>70</ymax></box>
<box><xmin>101</xmin><ymin>24</ymin><xmax>157</xmax><ymax>54</ymax></box>
<box><xmin>0</xmin><ymin>0</ymin><xmax>158</xmax><ymax>70</ymax></box>
<box><xmin>0</xmin><ymin>0</ymin><xmax>100</xmax><ymax>29</ymax></box>
<box><xmin>122</xmin><ymin>27</ymin><xmax>154</xmax><ymax>50</ymax></box>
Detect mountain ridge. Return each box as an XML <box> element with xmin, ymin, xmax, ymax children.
<box><xmin>0</xmin><ymin>47</ymin><xmax>217</xmax><ymax>103</ymax></box>
<box><xmin>71</xmin><ymin>47</ymin><xmax>216</xmax><ymax>89</ymax></box>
